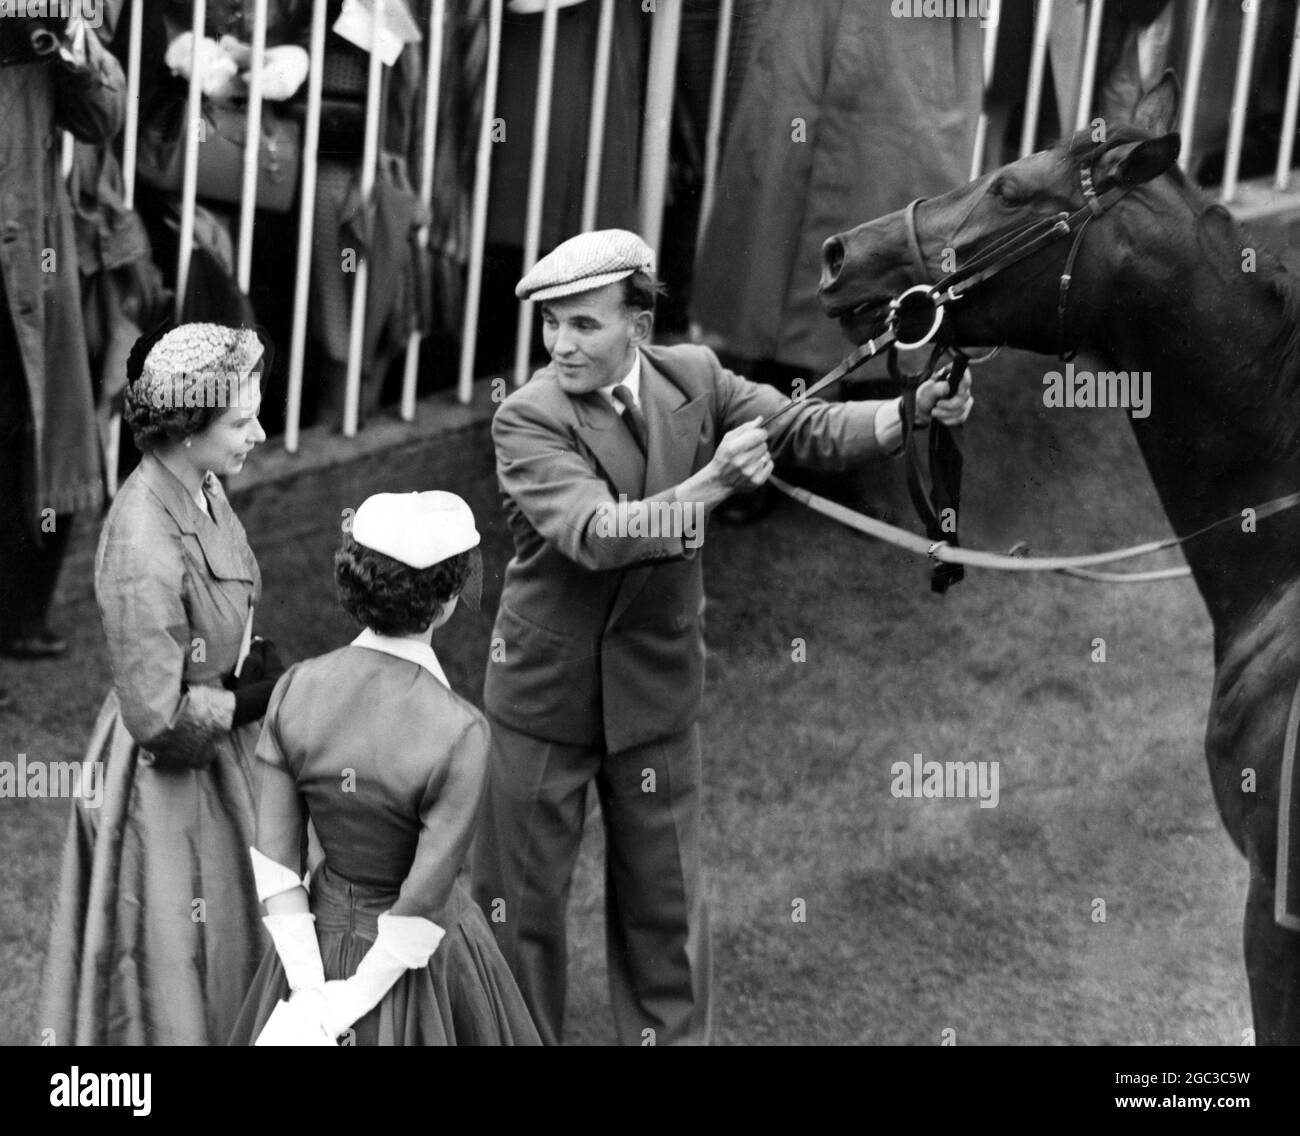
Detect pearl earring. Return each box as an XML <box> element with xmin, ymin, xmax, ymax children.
<box><xmin>184</xmin><ymin>439</ymin><xmax>192</xmax><ymax>448</ymax></box>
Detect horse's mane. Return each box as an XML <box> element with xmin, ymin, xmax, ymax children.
<box><xmin>1197</xmin><ymin>193</ymin><xmax>1300</xmax><ymax>458</ymax></box>
<box><xmin>1065</xmin><ymin>124</ymin><xmax>1300</xmax><ymax>457</ymax></box>
<box><xmin>1257</xmin><ymin>241</ymin><xmax>1300</xmax><ymax>411</ymax></box>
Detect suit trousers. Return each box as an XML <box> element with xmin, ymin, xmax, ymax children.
<box><xmin>471</xmin><ymin>716</ymin><xmax>712</xmax><ymax>1046</ymax></box>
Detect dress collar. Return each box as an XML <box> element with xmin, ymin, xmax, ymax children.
<box><xmin>139</xmin><ymin>453</ymin><xmax>217</xmax><ymax>532</ymax></box>
<box><xmin>351</xmin><ymin>627</ymin><xmax>450</xmax><ymax>689</ymax></box>
<box><xmin>598</xmin><ymin>349</ymin><xmax>641</xmax><ymax>411</ymax></box>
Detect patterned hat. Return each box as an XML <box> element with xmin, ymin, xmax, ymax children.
<box><xmin>144</xmin><ymin>323</ymin><xmax>263</xmax><ymax>379</ymax></box>
<box><xmin>352</xmin><ymin>491</ymin><xmax>480</xmax><ymax>569</ymax></box>
<box><xmin>132</xmin><ymin>323</ymin><xmax>265</xmax><ymax>409</ymax></box>
<box><xmin>507</xmin><ymin>0</ymin><xmax>586</xmax><ymax>11</ymax></box>
<box><xmin>515</xmin><ymin>229</ymin><xmax>655</xmax><ymax>302</ymax></box>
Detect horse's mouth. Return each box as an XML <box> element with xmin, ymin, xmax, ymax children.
<box><xmin>834</xmin><ymin>297</ymin><xmax>892</xmax><ymax>344</ymax></box>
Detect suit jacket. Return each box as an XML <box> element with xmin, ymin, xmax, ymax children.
<box><xmin>484</xmin><ymin>343</ymin><xmax>889</xmax><ymax>752</ymax></box>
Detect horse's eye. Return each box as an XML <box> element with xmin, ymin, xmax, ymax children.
<box><xmin>992</xmin><ymin>178</ymin><xmax>1029</xmax><ymax>206</ymax></box>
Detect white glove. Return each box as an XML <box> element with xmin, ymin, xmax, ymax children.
<box><xmin>322</xmin><ymin>913</ymin><xmax>444</xmax><ymax>1038</ymax></box>
<box><xmin>165</xmin><ymin>31</ymin><xmax>240</xmax><ymax>96</ymax></box>
<box><xmin>258</xmin><ymin>45</ymin><xmax>310</xmax><ymax>102</ymax></box>
<box><xmin>254</xmin><ymin>990</ymin><xmax>336</xmax><ymax>1046</ymax></box>
<box><xmin>217</xmin><ymin>34</ymin><xmax>251</xmax><ymax>68</ymax></box>
<box><xmin>262</xmin><ymin>912</ymin><xmax>326</xmax><ymax>995</ymax></box>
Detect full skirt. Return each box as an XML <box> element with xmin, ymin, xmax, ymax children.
<box><xmin>229</xmin><ymin>864</ymin><xmax>541</xmax><ymax>1046</ymax></box>
<box><xmin>39</xmin><ymin>692</ymin><xmax>265</xmax><ymax>1045</ymax></box>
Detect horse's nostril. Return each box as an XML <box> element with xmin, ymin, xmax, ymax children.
<box><xmin>822</xmin><ymin>236</ymin><xmax>845</xmax><ymax>287</ymax></box>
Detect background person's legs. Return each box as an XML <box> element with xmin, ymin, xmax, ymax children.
<box><xmin>0</xmin><ymin>287</ymin><xmax>71</xmax><ymax>659</ymax></box>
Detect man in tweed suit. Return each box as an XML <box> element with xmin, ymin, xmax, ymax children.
<box><xmin>472</xmin><ymin>229</ymin><xmax>972</xmax><ymax>1045</ymax></box>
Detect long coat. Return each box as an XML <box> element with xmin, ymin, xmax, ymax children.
<box><xmin>484</xmin><ymin>343</ymin><xmax>890</xmax><ymax>753</ymax></box>
<box><xmin>487</xmin><ymin>0</ymin><xmax>645</xmax><ymax>250</ymax></box>
<box><xmin>0</xmin><ymin>34</ymin><xmax>124</xmax><ymax>529</ymax></box>
<box><xmin>41</xmin><ymin>455</ymin><xmax>265</xmax><ymax>1044</ymax></box>
<box><xmin>692</xmin><ymin>0</ymin><xmax>983</xmax><ymax>374</ymax></box>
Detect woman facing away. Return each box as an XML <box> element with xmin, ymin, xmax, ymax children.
<box><xmin>41</xmin><ymin>322</ymin><xmax>283</xmax><ymax>1044</ymax></box>
<box><xmin>229</xmin><ymin>492</ymin><xmax>540</xmax><ymax>1045</ymax></box>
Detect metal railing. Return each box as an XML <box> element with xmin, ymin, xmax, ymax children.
<box><xmin>88</xmin><ymin>0</ymin><xmax>1300</xmax><ymax>467</ymax></box>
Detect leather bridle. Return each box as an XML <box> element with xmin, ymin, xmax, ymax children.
<box><xmin>887</xmin><ymin>152</ymin><xmax>1131</xmax><ymax>363</ymax></box>
<box><xmin>764</xmin><ymin>144</ymin><xmax>1140</xmax><ymax>426</ymax></box>
<box><xmin>758</xmin><ymin>142</ymin><xmax>1221</xmax><ymax>590</ymax></box>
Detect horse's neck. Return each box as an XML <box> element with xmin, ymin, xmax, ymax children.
<box><xmin>1129</xmin><ymin>417</ymin><xmax>1300</xmax><ymax>640</ymax></box>
<box><xmin>1099</xmin><ymin>216</ymin><xmax>1300</xmax><ymax>636</ymax></box>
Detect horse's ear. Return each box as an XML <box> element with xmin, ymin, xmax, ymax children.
<box><xmin>1104</xmin><ymin>133</ymin><xmax>1181</xmax><ymax>189</ymax></box>
<box><xmin>1132</xmin><ymin>70</ymin><xmax>1180</xmax><ymax>135</ymax></box>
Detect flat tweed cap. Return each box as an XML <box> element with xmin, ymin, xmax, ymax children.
<box><xmin>516</xmin><ymin>229</ymin><xmax>655</xmax><ymax>302</ymax></box>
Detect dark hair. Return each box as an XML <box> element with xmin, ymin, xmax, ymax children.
<box><xmin>621</xmin><ymin>270</ymin><xmax>667</xmax><ymax>314</ymax></box>
<box><xmin>335</xmin><ymin>534</ymin><xmax>472</xmax><ymax>635</ymax></box>
<box><xmin>123</xmin><ymin>374</ymin><xmax>264</xmax><ymax>452</ymax></box>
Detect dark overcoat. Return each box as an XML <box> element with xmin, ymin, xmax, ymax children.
<box><xmin>0</xmin><ymin>31</ymin><xmax>125</xmax><ymax>527</ymax></box>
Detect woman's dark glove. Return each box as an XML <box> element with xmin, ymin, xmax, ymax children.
<box><xmin>225</xmin><ymin>637</ymin><xmax>286</xmax><ymax>688</ymax></box>
<box><xmin>231</xmin><ymin>679</ymin><xmax>279</xmax><ymax>728</ymax></box>
<box><xmin>224</xmin><ymin>638</ymin><xmax>287</xmax><ymax>727</ymax></box>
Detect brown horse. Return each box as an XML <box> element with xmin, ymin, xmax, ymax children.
<box><xmin>819</xmin><ymin>73</ymin><xmax>1300</xmax><ymax>1045</ymax></box>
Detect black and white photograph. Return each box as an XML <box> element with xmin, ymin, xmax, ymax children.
<box><xmin>0</xmin><ymin>0</ymin><xmax>1297</xmax><ymax>1105</ymax></box>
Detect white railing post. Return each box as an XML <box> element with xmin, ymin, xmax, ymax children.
<box><xmin>1275</xmin><ymin>2</ymin><xmax>1300</xmax><ymax>191</ymax></box>
<box><xmin>109</xmin><ymin>0</ymin><xmax>146</xmax><ymax>496</ymax></box>
<box><xmin>1075</xmin><ymin>0</ymin><xmax>1105</xmax><ymax>133</ymax></box>
<box><xmin>696</xmin><ymin>0</ymin><xmax>733</xmax><ymax>239</ymax></box>
<box><xmin>458</xmin><ymin>0</ymin><xmax>503</xmax><ymax>404</ymax></box>
<box><xmin>1019</xmin><ymin>0</ymin><xmax>1053</xmax><ymax>158</ymax></box>
<box><xmin>513</xmin><ymin>0</ymin><xmax>560</xmax><ymax>389</ymax></box>
<box><xmin>237</xmin><ymin>0</ymin><xmax>269</xmax><ymax>292</ymax></box>
<box><xmin>176</xmin><ymin>0</ymin><xmax>208</xmax><ymax>317</ymax></box>
<box><xmin>401</xmin><ymin>0</ymin><xmax>447</xmax><ymax>421</ymax></box>
<box><xmin>341</xmin><ymin>0</ymin><xmax>388</xmax><ymax>437</ymax></box>
<box><xmin>580</xmin><ymin>0</ymin><xmax>614</xmax><ymax>232</ymax></box>
<box><xmin>639</xmin><ymin>0</ymin><xmax>682</xmax><ymax>266</ymax></box>
<box><xmin>970</xmin><ymin>0</ymin><xmax>1001</xmax><ymax>179</ymax></box>
<box><xmin>122</xmin><ymin>0</ymin><xmax>143</xmax><ymax>210</ymax></box>
<box><xmin>285</xmin><ymin>0</ymin><xmax>329</xmax><ymax>454</ymax></box>
<box><xmin>1178</xmin><ymin>0</ymin><xmax>1210</xmax><ymax>173</ymax></box>
<box><xmin>1222</xmin><ymin>0</ymin><xmax>1260</xmax><ymax>204</ymax></box>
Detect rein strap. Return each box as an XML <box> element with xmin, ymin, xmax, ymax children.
<box><xmin>768</xmin><ymin>477</ymin><xmax>1300</xmax><ymax>580</ymax></box>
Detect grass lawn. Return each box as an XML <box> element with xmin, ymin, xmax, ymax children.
<box><xmin>0</xmin><ymin>349</ymin><xmax>1252</xmax><ymax>1045</ymax></box>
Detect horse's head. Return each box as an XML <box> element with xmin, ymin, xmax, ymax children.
<box><xmin>819</xmin><ymin>73</ymin><xmax>1184</xmax><ymax>356</ymax></box>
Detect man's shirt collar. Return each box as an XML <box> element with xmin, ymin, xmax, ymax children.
<box><xmin>598</xmin><ymin>349</ymin><xmax>641</xmax><ymax>412</ymax></box>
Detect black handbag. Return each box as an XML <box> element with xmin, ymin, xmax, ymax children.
<box><xmin>136</xmin><ymin>100</ymin><xmax>303</xmax><ymax>214</ymax></box>
<box><xmin>286</xmin><ymin>95</ymin><xmax>367</xmax><ymax>158</ymax></box>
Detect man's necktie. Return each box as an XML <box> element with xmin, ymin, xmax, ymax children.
<box><xmin>611</xmin><ymin>384</ymin><xmax>649</xmax><ymax>455</ymax></box>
